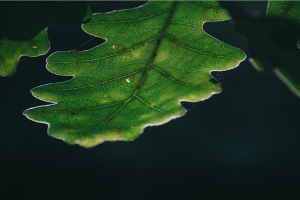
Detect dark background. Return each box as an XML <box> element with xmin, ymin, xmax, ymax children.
<box><xmin>1</xmin><ymin>1</ymin><xmax>300</xmax><ymax>199</ymax></box>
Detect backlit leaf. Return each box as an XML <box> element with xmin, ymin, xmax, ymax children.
<box><xmin>24</xmin><ymin>1</ymin><xmax>245</xmax><ymax>148</ymax></box>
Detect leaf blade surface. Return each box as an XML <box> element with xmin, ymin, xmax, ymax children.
<box><xmin>24</xmin><ymin>1</ymin><xmax>245</xmax><ymax>148</ymax></box>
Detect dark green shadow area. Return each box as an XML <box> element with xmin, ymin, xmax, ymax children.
<box><xmin>0</xmin><ymin>2</ymin><xmax>92</xmax><ymax>76</ymax></box>
<box><xmin>219</xmin><ymin>1</ymin><xmax>300</xmax><ymax>98</ymax></box>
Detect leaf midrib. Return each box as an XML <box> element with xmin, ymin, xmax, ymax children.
<box><xmin>93</xmin><ymin>1</ymin><xmax>179</xmax><ymax>131</ymax></box>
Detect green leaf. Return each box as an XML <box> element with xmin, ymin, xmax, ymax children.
<box><xmin>267</xmin><ymin>1</ymin><xmax>300</xmax><ymax>42</ymax></box>
<box><xmin>266</xmin><ymin>1</ymin><xmax>300</xmax><ymax>97</ymax></box>
<box><xmin>0</xmin><ymin>2</ymin><xmax>92</xmax><ymax>76</ymax></box>
<box><xmin>24</xmin><ymin>1</ymin><xmax>245</xmax><ymax>148</ymax></box>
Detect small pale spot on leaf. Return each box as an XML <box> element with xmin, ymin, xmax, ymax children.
<box><xmin>151</xmin><ymin>103</ymin><xmax>156</xmax><ymax>107</ymax></box>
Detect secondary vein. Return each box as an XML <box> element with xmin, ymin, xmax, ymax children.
<box><xmin>96</xmin><ymin>1</ymin><xmax>179</xmax><ymax>129</ymax></box>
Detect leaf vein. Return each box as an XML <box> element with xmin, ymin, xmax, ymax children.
<box><xmin>152</xmin><ymin>66</ymin><xmax>199</xmax><ymax>90</ymax></box>
<box><xmin>135</xmin><ymin>95</ymin><xmax>166</xmax><ymax>113</ymax></box>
